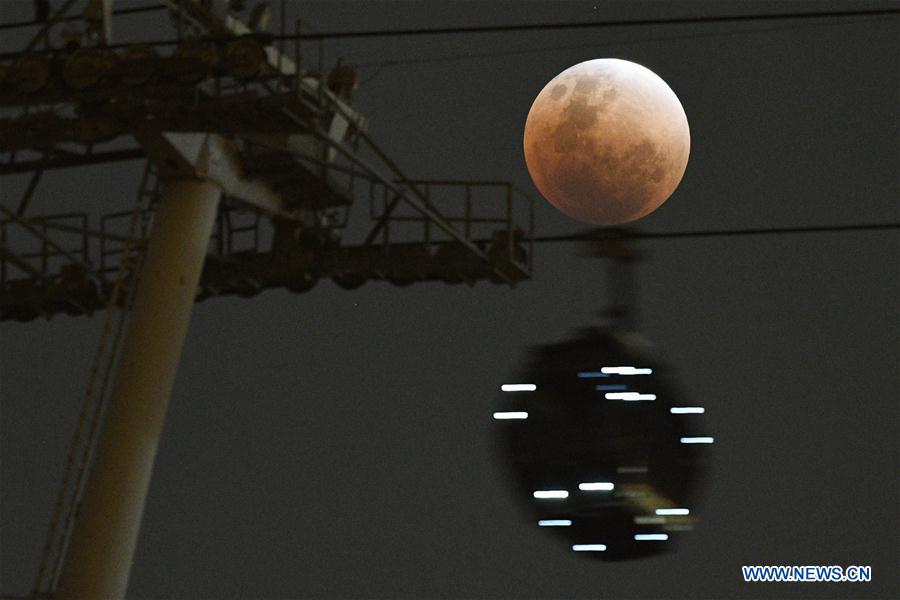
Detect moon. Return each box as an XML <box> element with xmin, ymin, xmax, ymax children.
<box><xmin>523</xmin><ymin>59</ymin><xmax>690</xmax><ymax>225</ymax></box>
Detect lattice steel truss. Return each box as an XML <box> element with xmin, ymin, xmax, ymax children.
<box><xmin>1</xmin><ymin>0</ymin><xmax>535</xmax><ymax>322</ymax></box>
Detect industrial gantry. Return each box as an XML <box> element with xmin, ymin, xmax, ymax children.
<box><xmin>1</xmin><ymin>2</ymin><xmax>533</xmax><ymax>598</ymax></box>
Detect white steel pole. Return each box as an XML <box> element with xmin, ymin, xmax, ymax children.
<box><xmin>56</xmin><ymin>178</ymin><xmax>221</xmax><ymax>600</ymax></box>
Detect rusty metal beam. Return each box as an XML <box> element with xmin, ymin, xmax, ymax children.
<box><xmin>0</xmin><ymin>149</ymin><xmax>146</xmax><ymax>175</ymax></box>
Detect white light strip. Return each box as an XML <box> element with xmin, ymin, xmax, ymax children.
<box><xmin>578</xmin><ymin>482</ymin><xmax>614</xmax><ymax>491</ymax></box>
<box><xmin>670</xmin><ymin>407</ymin><xmax>705</xmax><ymax>414</ymax></box>
<box><xmin>572</xmin><ymin>544</ymin><xmax>607</xmax><ymax>552</ymax></box>
<box><xmin>605</xmin><ymin>392</ymin><xmax>656</xmax><ymax>401</ymax></box>
<box><xmin>533</xmin><ymin>490</ymin><xmax>569</xmax><ymax>499</ymax></box>
<box><xmin>492</xmin><ymin>411</ymin><xmax>528</xmax><ymax>420</ymax></box>
<box><xmin>655</xmin><ymin>508</ymin><xmax>690</xmax><ymax>516</ymax></box>
<box><xmin>501</xmin><ymin>383</ymin><xmax>536</xmax><ymax>392</ymax></box>
<box><xmin>538</xmin><ymin>519</ymin><xmax>572</xmax><ymax>527</ymax></box>
<box><xmin>680</xmin><ymin>437</ymin><xmax>714</xmax><ymax>444</ymax></box>
<box><xmin>634</xmin><ymin>533</ymin><xmax>669</xmax><ymax>541</ymax></box>
<box><xmin>601</xmin><ymin>366</ymin><xmax>653</xmax><ymax>375</ymax></box>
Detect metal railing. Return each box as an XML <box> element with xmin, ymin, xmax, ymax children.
<box><xmin>368</xmin><ymin>180</ymin><xmax>534</xmax><ymax>270</ymax></box>
<box><xmin>0</xmin><ymin>213</ymin><xmax>90</xmax><ymax>283</ymax></box>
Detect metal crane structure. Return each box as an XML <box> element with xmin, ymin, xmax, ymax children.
<box><xmin>1</xmin><ymin>1</ymin><xmax>534</xmax><ymax>598</ymax></box>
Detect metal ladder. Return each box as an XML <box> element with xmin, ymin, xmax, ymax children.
<box><xmin>31</xmin><ymin>162</ymin><xmax>157</xmax><ymax>598</ymax></box>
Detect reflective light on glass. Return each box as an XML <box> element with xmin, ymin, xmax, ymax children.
<box><xmin>577</xmin><ymin>371</ymin><xmax>609</xmax><ymax>378</ymax></box>
<box><xmin>533</xmin><ymin>490</ymin><xmax>569</xmax><ymax>499</ymax></box>
<box><xmin>670</xmin><ymin>407</ymin><xmax>705</xmax><ymax>414</ymax></box>
<box><xmin>634</xmin><ymin>516</ymin><xmax>666</xmax><ymax>525</ymax></box>
<box><xmin>501</xmin><ymin>383</ymin><xmax>536</xmax><ymax>392</ymax></box>
<box><xmin>601</xmin><ymin>366</ymin><xmax>653</xmax><ymax>375</ymax></box>
<box><xmin>578</xmin><ymin>482</ymin><xmax>614</xmax><ymax>491</ymax></box>
<box><xmin>605</xmin><ymin>392</ymin><xmax>656</xmax><ymax>401</ymax></box>
<box><xmin>595</xmin><ymin>384</ymin><xmax>628</xmax><ymax>391</ymax></box>
<box><xmin>538</xmin><ymin>519</ymin><xmax>572</xmax><ymax>527</ymax></box>
<box><xmin>572</xmin><ymin>544</ymin><xmax>607</xmax><ymax>552</ymax></box>
<box><xmin>634</xmin><ymin>533</ymin><xmax>669</xmax><ymax>541</ymax></box>
<box><xmin>656</xmin><ymin>508</ymin><xmax>690</xmax><ymax>516</ymax></box>
<box><xmin>492</xmin><ymin>411</ymin><xmax>528</xmax><ymax>420</ymax></box>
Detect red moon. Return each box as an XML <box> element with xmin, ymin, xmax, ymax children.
<box><xmin>523</xmin><ymin>59</ymin><xmax>690</xmax><ymax>225</ymax></box>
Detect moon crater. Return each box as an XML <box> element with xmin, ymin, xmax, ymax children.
<box><xmin>524</xmin><ymin>59</ymin><xmax>690</xmax><ymax>225</ymax></box>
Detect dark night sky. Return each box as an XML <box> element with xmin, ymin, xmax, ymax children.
<box><xmin>1</xmin><ymin>1</ymin><xmax>898</xmax><ymax>598</ymax></box>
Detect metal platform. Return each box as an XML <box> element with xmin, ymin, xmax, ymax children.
<box><xmin>1</xmin><ymin>179</ymin><xmax>533</xmax><ymax>321</ymax></box>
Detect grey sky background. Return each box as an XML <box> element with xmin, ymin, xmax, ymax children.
<box><xmin>1</xmin><ymin>1</ymin><xmax>898</xmax><ymax>598</ymax></box>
